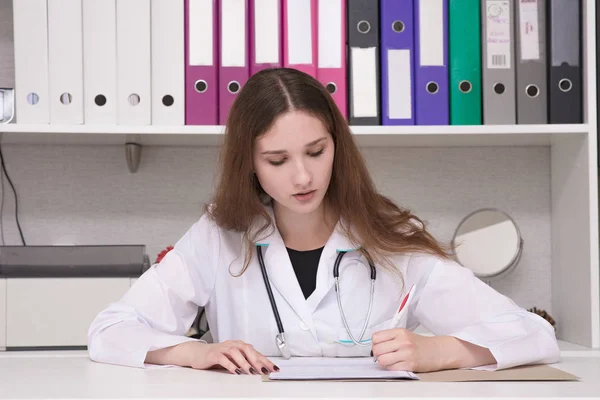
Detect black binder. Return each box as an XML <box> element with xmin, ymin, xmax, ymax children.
<box><xmin>548</xmin><ymin>0</ymin><xmax>582</xmax><ymax>124</ymax></box>
<box><xmin>347</xmin><ymin>0</ymin><xmax>380</xmax><ymax>125</ymax></box>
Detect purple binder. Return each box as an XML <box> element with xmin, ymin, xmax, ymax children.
<box><xmin>185</xmin><ymin>0</ymin><xmax>219</xmax><ymax>125</ymax></box>
<box><xmin>381</xmin><ymin>0</ymin><xmax>415</xmax><ymax>125</ymax></box>
<box><xmin>414</xmin><ymin>0</ymin><xmax>449</xmax><ymax>125</ymax></box>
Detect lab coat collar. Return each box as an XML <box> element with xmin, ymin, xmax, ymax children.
<box><xmin>253</xmin><ymin>203</ymin><xmax>362</xmax><ymax>332</ymax></box>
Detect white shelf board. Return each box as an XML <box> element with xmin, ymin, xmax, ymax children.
<box><xmin>0</xmin><ymin>123</ymin><xmax>590</xmax><ymax>147</ymax></box>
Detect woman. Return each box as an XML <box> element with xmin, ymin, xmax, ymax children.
<box><xmin>87</xmin><ymin>68</ymin><xmax>560</xmax><ymax>375</ymax></box>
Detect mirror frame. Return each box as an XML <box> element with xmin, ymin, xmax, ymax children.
<box><xmin>451</xmin><ymin>208</ymin><xmax>524</xmax><ymax>281</ymax></box>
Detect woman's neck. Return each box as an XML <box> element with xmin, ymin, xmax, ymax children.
<box><xmin>273</xmin><ymin>201</ymin><xmax>337</xmax><ymax>251</ymax></box>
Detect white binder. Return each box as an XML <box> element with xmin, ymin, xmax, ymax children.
<box><xmin>151</xmin><ymin>0</ymin><xmax>185</xmax><ymax>125</ymax></box>
<box><xmin>83</xmin><ymin>0</ymin><xmax>117</xmax><ymax>124</ymax></box>
<box><xmin>12</xmin><ymin>0</ymin><xmax>50</xmax><ymax>124</ymax></box>
<box><xmin>47</xmin><ymin>0</ymin><xmax>84</xmax><ymax>124</ymax></box>
<box><xmin>116</xmin><ymin>0</ymin><xmax>152</xmax><ymax>125</ymax></box>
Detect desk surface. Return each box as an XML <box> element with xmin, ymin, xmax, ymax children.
<box><xmin>0</xmin><ymin>350</ymin><xmax>599</xmax><ymax>399</ymax></box>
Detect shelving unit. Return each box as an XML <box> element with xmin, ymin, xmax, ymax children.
<box><xmin>0</xmin><ymin>0</ymin><xmax>597</xmax><ymax>353</ymax></box>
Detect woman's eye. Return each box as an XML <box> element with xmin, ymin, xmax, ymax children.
<box><xmin>268</xmin><ymin>159</ymin><xmax>285</xmax><ymax>166</ymax></box>
<box><xmin>309</xmin><ymin>148</ymin><xmax>324</xmax><ymax>157</ymax></box>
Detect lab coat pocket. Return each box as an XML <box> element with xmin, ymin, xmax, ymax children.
<box><xmin>335</xmin><ymin>317</ymin><xmax>398</xmax><ymax>357</ymax></box>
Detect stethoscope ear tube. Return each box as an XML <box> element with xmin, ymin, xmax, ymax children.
<box><xmin>257</xmin><ymin>245</ymin><xmax>291</xmax><ymax>359</ymax></box>
<box><xmin>257</xmin><ymin>245</ymin><xmax>285</xmax><ymax>334</ymax></box>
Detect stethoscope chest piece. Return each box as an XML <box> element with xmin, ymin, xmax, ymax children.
<box><xmin>276</xmin><ymin>332</ymin><xmax>292</xmax><ymax>359</ymax></box>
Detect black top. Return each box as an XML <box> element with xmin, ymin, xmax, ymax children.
<box><xmin>286</xmin><ymin>246</ymin><xmax>324</xmax><ymax>299</ymax></box>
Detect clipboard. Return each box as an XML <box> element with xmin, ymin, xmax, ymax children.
<box><xmin>261</xmin><ymin>363</ymin><xmax>579</xmax><ymax>383</ymax></box>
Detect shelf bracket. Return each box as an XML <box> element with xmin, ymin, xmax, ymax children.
<box><xmin>125</xmin><ymin>142</ymin><xmax>142</xmax><ymax>173</ymax></box>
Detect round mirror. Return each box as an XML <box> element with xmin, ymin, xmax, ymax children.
<box><xmin>451</xmin><ymin>208</ymin><xmax>523</xmax><ymax>281</ymax></box>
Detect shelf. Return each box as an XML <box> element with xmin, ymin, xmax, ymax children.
<box><xmin>0</xmin><ymin>123</ymin><xmax>590</xmax><ymax>147</ymax></box>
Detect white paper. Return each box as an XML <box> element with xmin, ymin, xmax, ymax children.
<box><xmin>287</xmin><ymin>0</ymin><xmax>313</xmax><ymax>65</ymax></box>
<box><xmin>268</xmin><ymin>357</ymin><xmax>419</xmax><ymax>381</ymax></box>
<box><xmin>418</xmin><ymin>0</ymin><xmax>444</xmax><ymax>66</ymax></box>
<box><xmin>189</xmin><ymin>0</ymin><xmax>214</xmax><ymax>66</ymax></box>
<box><xmin>518</xmin><ymin>0</ymin><xmax>540</xmax><ymax>60</ymax></box>
<box><xmin>350</xmin><ymin>47</ymin><xmax>378</xmax><ymax>118</ymax></box>
<box><xmin>254</xmin><ymin>0</ymin><xmax>280</xmax><ymax>64</ymax></box>
<box><xmin>221</xmin><ymin>0</ymin><xmax>246</xmax><ymax>67</ymax></box>
<box><xmin>388</xmin><ymin>49</ymin><xmax>412</xmax><ymax>120</ymax></box>
<box><xmin>318</xmin><ymin>0</ymin><xmax>342</xmax><ymax>68</ymax></box>
<box><xmin>486</xmin><ymin>0</ymin><xmax>512</xmax><ymax>69</ymax></box>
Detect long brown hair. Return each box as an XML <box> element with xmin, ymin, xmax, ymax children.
<box><xmin>205</xmin><ymin>68</ymin><xmax>451</xmax><ymax>276</ymax></box>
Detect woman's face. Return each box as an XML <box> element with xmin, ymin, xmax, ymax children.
<box><xmin>252</xmin><ymin>110</ymin><xmax>334</xmax><ymax>216</ymax></box>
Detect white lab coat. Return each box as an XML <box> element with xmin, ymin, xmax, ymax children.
<box><xmin>87</xmin><ymin>204</ymin><xmax>560</xmax><ymax>370</ymax></box>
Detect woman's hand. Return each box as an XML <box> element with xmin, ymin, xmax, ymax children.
<box><xmin>187</xmin><ymin>340</ymin><xmax>280</xmax><ymax>375</ymax></box>
<box><xmin>371</xmin><ymin>328</ymin><xmax>446</xmax><ymax>373</ymax></box>
<box><xmin>371</xmin><ymin>328</ymin><xmax>497</xmax><ymax>373</ymax></box>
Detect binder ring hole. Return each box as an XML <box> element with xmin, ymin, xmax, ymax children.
<box><xmin>493</xmin><ymin>83</ymin><xmax>505</xmax><ymax>95</ymax></box>
<box><xmin>459</xmin><ymin>80</ymin><xmax>472</xmax><ymax>93</ymax></box>
<box><xmin>228</xmin><ymin>81</ymin><xmax>241</xmax><ymax>94</ymax></box>
<box><xmin>426</xmin><ymin>82</ymin><xmax>439</xmax><ymax>94</ymax></box>
<box><xmin>128</xmin><ymin>94</ymin><xmax>141</xmax><ymax>106</ymax></box>
<box><xmin>195</xmin><ymin>80</ymin><xmax>208</xmax><ymax>93</ymax></box>
<box><xmin>95</xmin><ymin>95</ymin><xmax>107</xmax><ymax>106</ymax></box>
<box><xmin>60</xmin><ymin>93</ymin><xmax>72</xmax><ymax>105</ymax></box>
<box><xmin>525</xmin><ymin>84</ymin><xmax>539</xmax><ymax>98</ymax></box>
<box><xmin>357</xmin><ymin>20</ymin><xmax>371</xmax><ymax>34</ymax></box>
<box><xmin>326</xmin><ymin>82</ymin><xmax>337</xmax><ymax>94</ymax></box>
<box><xmin>392</xmin><ymin>20</ymin><xmax>405</xmax><ymax>33</ymax></box>
<box><xmin>162</xmin><ymin>95</ymin><xmax>174</xmax><ymax>107</ymax></box>
<box><xmin>27</xmin><ymin>93</ymin><xmax>39</xmax><ymax>105</ymax></box>
<box><xmin>559</xmin><ymin>78</ymin><xmax>572</xmax><ymax>92</ymax></box>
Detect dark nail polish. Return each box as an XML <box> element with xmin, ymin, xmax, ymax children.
<box><xmin>235</xmin><ymin>368</ymin><xmax>242</xmax><ymax>375</ymax></box>
<box><xmin>273</xmin><ymin>365</ymin><xmax>280</xmax><ymax>371</ymax></box>
<box><xmin>370</xmin><ymin>350</ymin><xmax>373</xmax><ymax>357</ymax></box>
<box><xmin>261</xmin><ymin>367</ymin><xmax>269</xmax><ymax>374</ymax></box>
<box><xmin>249</xmin><ymin>367</ymin><xmax>257</xmax><ymax>374</ymax></box>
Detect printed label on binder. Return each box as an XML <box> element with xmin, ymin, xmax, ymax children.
<box><xmin>486</xmin><ymin>0</ymin><xmax>511</xmax><ymax>69</ymax></box>
<box><xmin>519</xmin><ymin>0</ymin><xmax>540</xmax><ymax>60</ymax></box>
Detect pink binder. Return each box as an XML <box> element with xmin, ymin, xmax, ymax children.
<box><xmin>283</xmin><ymin>0</ymin><xmax>317</xmax><ymax>77</ymax></box>
<box><xmin>219</xmin><ymin>0</ymin><xmax>249</xmax><ymax>125</ymax></box>
<box><xmin>316</xmin><ymin>0</ymin><xmax>346</xmax><ymax>119</ymax></box>
<box><xmin>185</xmin><ymin>0</ymin><xmax>219</xmax><ymax>125</ymax></box>
<box><xmin>249</xmin><ymin>0</ymin><xmax>282</xmax><ymax>75</ymax></box>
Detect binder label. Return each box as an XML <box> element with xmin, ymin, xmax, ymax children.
<box><xmin>255</xmin><ymin>0</ymin><xmax>280</xmax><ymax>64</ymax></box>
<box><xmin>485</xmin><ymin>0</ymin><xmax>511</xmax><ymax>69</ymax></box>
<box><xmin>518</xmin><ymin>0</ymin><xmax>540</xmax><ymax>60</ymax></box>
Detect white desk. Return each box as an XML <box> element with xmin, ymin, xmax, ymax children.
<box><xmin>0</xmin><ymin>350</ymin><xmax>599</xmax><ymax>399</ymax></box>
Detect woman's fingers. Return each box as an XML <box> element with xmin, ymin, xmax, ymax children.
<box><xmin>225</xmin><ymin>347</ymin><xmax>254</xmax><ymax>374</ymax></box>
<box><xmin>216</xmin><ymin>353</ymin><xmax>243</xmax><ymax>375</ymax></box>
<box><xmin>238</xmin><ymin>343</ymin><xmax>279</xmax><ymax>374</ymax></box>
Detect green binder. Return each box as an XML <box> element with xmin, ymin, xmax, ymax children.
<box><xmin>449</xmin><ymin>0</ymin><xmax>482</xmax><ymax>125</ymax></box>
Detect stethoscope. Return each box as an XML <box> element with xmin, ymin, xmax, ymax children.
<box><xmin>256</xmin><ymin>244</ymin><xmax>377</xmax><ymax>359</ymax></box>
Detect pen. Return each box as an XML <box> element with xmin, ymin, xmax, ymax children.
<box><xmin>387</xmin><ymin>284</ymin><xmax>415</xmax><ymax>330</ymax></box>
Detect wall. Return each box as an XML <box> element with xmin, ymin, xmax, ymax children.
<box><xmin>0</xmin><ymin>143</ymin><xmax>552</xmax><ymax>313</ymax></box>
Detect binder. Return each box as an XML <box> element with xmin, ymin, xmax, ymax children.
<box><xmin>249</xmin><ymin>0</ymin><xmax>282</xmax><ymax>75</ymax></box>
<box><xmin>414</xmin><ymin>0</ymin><xmax>448</xmax><ymax>125</ymax></box>
<box><xmin>347</xmin><ymin>0</ymin><xmax>380</xmax><ymax>125</ymax></box>
<box><xmin>317</xmin><ymin>0</ymin><xmax>346</xmax><ymax>119</ymax></box>
<box><xmin>116</xmin><ymin>0</ymin><xmax>152</xmax><ymax>125</ymax></box>
<box><xmin>185</xmin><ymin>0</ymin><xmax>219</xmax><ymax>125</ymax></box>
<box><xmin>515</xmin><ymin>0</ymin><xmax>547</xmax><ymax>124</ymax></box>
<box><xmin>380</xmin><ymin>0</ymin><xmax>414</xmax><ymax>125</ymax></box>
<box><xmin>83</xmin><ymin>0</ymin><xmax>117</xmax><ymax>124</ymax></box>
<box><xmin>151</xmin><ymin>0</ymin><xmax>185</xmax><ymax>125</ymax></box>
<box><xmin>548</xmin><ymin>0</ymin><xmax>582</xmax><ymax>124</ymax></box>
<box><xmin>12</xmin><ymin>0</ymin><xmax>50</xmax><ymax>124</ymax></box>
<box><xmin>47</xmin><ymin>0</ymin><xmax>84</xmax><ymax>124</ymax></box>
<box><xmin>219</xmin><ymin>0</ymin><xmax>249</xmax><ymax>125</ymax></box>
<box><xmin>449</xmin><ymin>0</ymin><xmax>482</xmax><ymax>125</ymax></box>
<box><xmin>283</xmin><ymin>0</ymin><xmax>317</xmax><ymax>77</ymax></box>
<box><xmin>481</xmin><ymin>0</ymin><xmax>516</xmax><ymax>124</ymax></box>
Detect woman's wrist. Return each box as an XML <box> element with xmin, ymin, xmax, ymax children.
<box><xmin>145</xmin><ymin>340</ymin><xmax>205</xmax><ymax>367</ymax></box>
<box><xmin>433</xmin><ymin>336</ymin><xmax>497</xmax><ymax>370</ymax></box>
